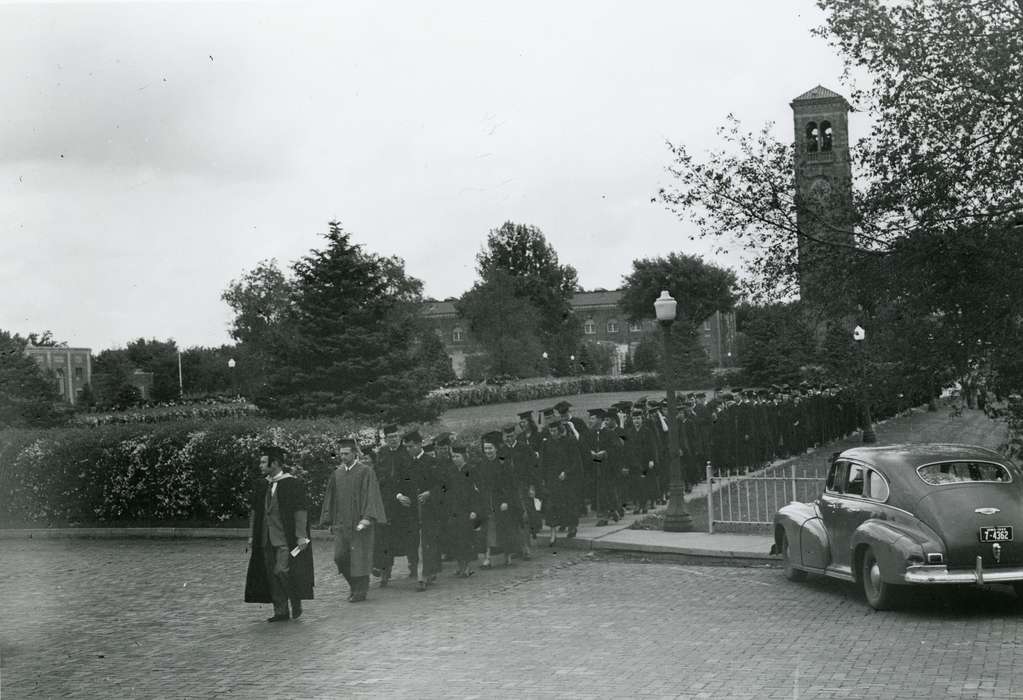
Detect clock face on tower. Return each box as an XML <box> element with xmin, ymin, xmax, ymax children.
<box><xmin>808</xmin><ymin>176</ymin><xmax>833</xmax><ymax>202</ymax></box>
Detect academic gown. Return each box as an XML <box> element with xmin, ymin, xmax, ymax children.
<box><xmin>319</xmin><ymin>460</ymin><xmax>388</xmax><ymax>578</ymax></box>
<box><xmin>475</xmin><ymin>454</ymin><xmax>521</xmax><ymax>553</ymax></box>
<box><xmin>245</xmin><ymin>475</ymin><xmax>315</xmax><ymax>604</ymax></box>
<box><xmin>440</xmin><ymin>460</ymin><xmax>483</xmax><ymax>562</ymax></box>
<box><xmin>540</xmin><ymin>436</ymin><xmax>581</xmax><ymax>528</ymax></box>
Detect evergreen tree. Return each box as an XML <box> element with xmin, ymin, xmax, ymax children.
<box><xmin>259</xmin><ymin>221</ymin><xmax>439</xmax><ymax>421</ymax></box>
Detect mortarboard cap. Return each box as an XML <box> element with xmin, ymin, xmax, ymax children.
<box><xmin>337</xmin><ymin>437</ymin><xmax>357</xmax><ymax>450</ymax></box>
<box><xmin>434</xmin><ymin>432</ymin><xmax>453</xmax><ymax>447</ymax></box>
<box><xmin>382</xmin><ymin>424</ymin><xmax>400</xmax><ymax>436</ymax></box>
<box><xmin>481</xmin><ymin>430</ymin><xmax>503</xmax><ymax>447</ymax></box>
<box><xmin>553</xmin><ymin>400</ymin><xmax>572</xmax><ymax>414</ymax></box>
<box><xmin>258</xmin><ymin>444</ymin><xmax>287</xmax><ymax>462</ymax></box>
<box><xmin>502</xmin><ymin>424</ymin><xmax>517</xmax><ymax>434</ymax></box>
<box><xmin>402</xmin><ymin>429</ymin><xmax>423</xmax><ymax>444</ymax></box>
<box><xmin>516</xmin><ymin>410</ymin><xmax>533</xmax><ymax>420</ymax></box>
<box><xmin>452</xmin><ymin>445</ymin><xmax>468</xmax><ymax>456</ymax></box>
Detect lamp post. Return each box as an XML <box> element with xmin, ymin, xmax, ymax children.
<box><xmin>227</xmin><ymin>358</ymin><xmax>237</xmax><ymax>396</ymax></box>
<box><xmin>852</xmin><ymin>326</ymin><xmax>877</xmax><ymax>443</ymax></box>
<box><xmin>654</xmin><ymin>290</ymin><xmax>693</xmax><ymax>532</ymax></box>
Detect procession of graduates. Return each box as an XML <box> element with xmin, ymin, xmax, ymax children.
<box><xmin>244</xmin><ymin>384</ymin><xmax>870</xmax><ymax>620</ymax></box>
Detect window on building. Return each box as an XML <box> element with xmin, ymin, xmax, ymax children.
<box><xmin>584</xmin><ymin>319</ymin><xmax>596</xmax><ymax>335</ymax></box>
<box><xmin>703</xmin><ymin>320</ymin><xmax>711</xmax><ymax>331</ymax></box>
<box><xmin>820</xmin><ymin>121</ymin><xmax>833</xmax><ymax>151</ymax></box>
<box><xmin>452</xmin><ymin>327</ymin><xmax>464</xmax><ymax>343</ymax></box>
<box><xmin>74</xmin><ymin>367</ymin><xmax>83</xmax><ymax>380</ymax></box>
<box><xmin>805</xmin><ymin>121</ymin><xmax>819</xmax><ymax>152</ymax></box>
<box><xmin>629</xmin><ymin>320</ymin><xmax>642</xmax><ymax>333</ymax></box>
<box><xmin>606</xmin><ymin>320</ymin><xmax>619</xmax><ymax>334</ymax></box>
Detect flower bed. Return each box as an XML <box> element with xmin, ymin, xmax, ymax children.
<box><xmin>426</xmin><ymin>373</ymin><xmax>669</xmax><ymax>410</ymax></box>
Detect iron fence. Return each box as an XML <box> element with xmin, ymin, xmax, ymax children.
<box><xmin>706</xmin><ymin>462</ymin><xmax>826</xmax><ymax>533</ymax></box>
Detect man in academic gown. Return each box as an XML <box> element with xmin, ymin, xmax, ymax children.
<box><xmin>397</xmin><ymin>430</ymin><xmax>443</xmax><ymax>591</ymax></box>
<box><xmin>244</xmin><ymin>445</ymin><xmax>314</xmax><ymax>622</ymax></box>
<box><xmin>442</xmin><ymin>445</ymin><xmax>482</xmax><ymax>577</ymax></box>
<box><xmin>501</xmin><ymin>424</ymin><xmax>539</xmax><ymax>559</ymax></box>
<box><xmin>372</xmin><ymin>424</ymin><xmax>409</xmax><ymax>587</ymax></box>
<box><xmin>319</xmin><ymin>438</ymin><xmax>387</xmax><ymax>602</ymax></box>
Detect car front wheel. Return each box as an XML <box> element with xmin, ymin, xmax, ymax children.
<box><xmin>861</xmin><ymin>547</ymin><xmax>900</xmax><ymax>610</ymax></box>
<box><xmin>781</xmin><ymin>531</ymin><xmax>806</xmax><ymax>582</ymax></box>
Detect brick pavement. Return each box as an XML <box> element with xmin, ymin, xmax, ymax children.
<box><xmin>4</xmin><ymin>539</ymin><xmax>1023</xmax><ymax>699</ymax></box>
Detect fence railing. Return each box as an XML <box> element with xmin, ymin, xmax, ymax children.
<box><xmin>706</xmin><ymin>462</ymin><xmax>826</xmax><ymax>533</ymax></box>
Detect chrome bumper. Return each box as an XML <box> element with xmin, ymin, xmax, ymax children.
<box><xmin>905</xmin><ymin>556</ymin><xmax>1023</xmax><ymax>584</ymax></box>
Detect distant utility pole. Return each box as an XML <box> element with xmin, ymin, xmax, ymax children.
<box><xmin>178</xmin><ymin>351</ymin><xmax>184</xmax><ymax>398</ymax></box>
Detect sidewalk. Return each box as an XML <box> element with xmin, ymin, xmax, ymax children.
<box><xmin>0</xmin><ymin>510</ymin><xmax>778</xmax><ymax>564</ymax></box>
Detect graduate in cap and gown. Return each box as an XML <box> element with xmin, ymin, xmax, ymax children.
<box><xmin>319</xmin><ymin>438</ymin><xmax>387</xmax><ymax>602</ymax></box>
<box><xmin>540</xmin><ymin>419</ymin><xmax>582</xmax><ymax>544</ymax></box>
<box><xmin>442</xmin><ymin>445</ymin><xmax>483</xmax><ymax>577</ymax></box>
<box><xmin>476</xmin><ymin>430</ymin><xmax>521</xmax><ymax>567</ymax></box>
<box><xmin>501</xmin><ymin>423</ymin><xmax>539</xmax><ymax>559</ymax></box>
<box><xmin>372</xmin><ymin>424</ymin><xmax>410</xmax><ymax>587</ymax></box>
<box><xmin>244</xmin><ymin>445</ymin><xmax>314</xmax><ymax>622</ymax></box>
<box><xmin>397</xmin><ymin>429</ymin><xmax>443</xmax><ymax>591</ymax></box>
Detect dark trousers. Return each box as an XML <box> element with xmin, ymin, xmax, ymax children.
<box><xmin>263</xmin><ymin>542</ymin><xmax>300</xmax><ymax>616</ymax></box>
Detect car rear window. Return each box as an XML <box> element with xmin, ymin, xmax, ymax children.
<box><xmin>917</xmin><ymin>461</ymin><xmax>1012</xmax><ymax>485</ymax></box>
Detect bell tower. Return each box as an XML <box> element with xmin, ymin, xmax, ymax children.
<box><xmin>790</xmin><ymin>86</ymin><xmax>855</xmax><ymax>306</ymax></box>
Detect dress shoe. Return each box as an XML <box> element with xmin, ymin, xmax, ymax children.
<box><xmin>480</xmin><ymin>559</ymin><xmax>492</xmax><ymax>569</ymax></box>
<box><xmin>350</xmin><ymin>592</ymin><xmax>366</xmax><ymax>602</ymax></box>
<box><xmin>266</xmin><ymin>614</ymin><xmax>290</xmax><ymax>623</ymax></box>
<box><xmin>371</xmin><ymin>567</ymin><xmax>382</xmax><ymax>578</ymax></box>
<box><xmin>416</xmin><ymin>581</ymin><xmax>428</xmax><ymax>592</ymax></box>
<box><xmin>291</xmin><ymin>602</ymin><xmax>303</xmax><ymax>619</ymax></box>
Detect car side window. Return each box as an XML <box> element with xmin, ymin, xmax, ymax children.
<box><xmin>826</xmin><ymin>460</ymin><xmax>848</xmax><ymax>493</ymax></box>
<box><xmin>866</xmin><ymin>469</ymin><xmax>890</xmax><ymax>502</ymax></box>
<box><xmin>846</xmin><ymin>464</ymin><xmax>865</xmax><ymax>496</ymax></box>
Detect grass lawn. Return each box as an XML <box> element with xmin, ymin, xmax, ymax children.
<box><xmin>436</xmin><ymin>389</ymin><xmax>710</xmax><ymax>433</ymax></box>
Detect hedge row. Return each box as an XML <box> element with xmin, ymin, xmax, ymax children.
<box><xmin>0</xmin><ymin>416</ymin><xmax>500</xmax><ymax>528</ymax></box>
<box><xmin>426</xmin><ymin>373</ymin><xmax>673</xmax><ymax>411</ymax></box>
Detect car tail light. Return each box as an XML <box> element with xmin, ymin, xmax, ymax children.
<box><xmin>927</xmin><ymin>553</ymin><xmax>944</xmax><ymax>564</ymax></box>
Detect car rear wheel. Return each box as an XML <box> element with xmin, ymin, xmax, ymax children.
<box><xmin>861</xmin><ymin>547</ymin><xmax>899</xmax><ymax>610</ymax></box>
<box><xmin>781</xmin><ymin>531</ymin><xmax>806</xmax><ymax>582</ymax></box>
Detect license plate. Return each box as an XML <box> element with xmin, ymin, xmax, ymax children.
<box><xmin>980</xmin><ymin>526</ymin><xmax>1013</xmax><ymax>542</ymax></box>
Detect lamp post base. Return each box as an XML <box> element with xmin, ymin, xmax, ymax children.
<box><xmin>662</xmin><ymin>485</ymin><xmax>693</xmax><ymax>532</ymax></box>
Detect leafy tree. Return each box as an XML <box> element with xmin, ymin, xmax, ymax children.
<box><xmin>655</xmin><ymin>0</ymin><xmax>1023</xmax><ymax>390</ymax></box>
<box><xmin>734</xmin><ymin>302</ymin><xmax>815</xmax><ymax>387</ymax></box>
<box><xmin>222</xmin><ymin>259</ymin><xmax>295</xmax><ymax>366</ymax></box>
<box><xmin>630</xmin><ymin>327</ymin><xmax>712</xmax><ymax>388</ymax></box>
<box><xmin>91</xmin><ymin>349</ymin><xmax>137</xmax><ymax>408</ymax></box>
<box><xmin>476</xmin><ymin>222</ymin><xmax>581</xmax><ymax>374</ymax></box>
<box><xmin>258</xmin><ymin>221</ymin><xmax>439</xmax><ymax>421</ymax></box>
<box><xmin>26</xmin><ymin>331</ymin><xmax>66</xmax><ymax>348</ymax></box>
<box><xmin>125</xmin><ymin>338</ymin><xmax>180</xmax><ymax>402</ymax></box>
<box><xmin>0</xmin><ymin>330</ymin><xmax>64</xmax><ymax>427</ymax></box>
<box><xmin>619</xmin><ymin>253</ymin><xmax>737</xmax><ymax>325</ymax></box>
<box><xmin>456</xmin><ymin>269</ymin><xmax>543</xmax><ymax>377</ymax></box>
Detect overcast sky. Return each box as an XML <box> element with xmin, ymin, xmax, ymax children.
<box><xmin>1</xmin><ymin>1</ymin><xmax>850</xmax><ymax>351</ymax></box>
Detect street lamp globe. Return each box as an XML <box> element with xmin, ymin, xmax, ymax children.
<box><xmin>541</xmin><ymin>351</ymin><xmax>548</xmax><ymax>360</ymax></box>
<box><xmin>853</xmin><ymin>325</ymin><xmax>865</xmax><ymax>342</ymax></box>
<box><xmin>228</xmin><ymin>358</ymin><xmax>236</xmax><ymax>369</ymax></box>
<box><xmin>654</xmin><ymin>290</ymin><xmax>677</xmax><ymax>322</ymax></box>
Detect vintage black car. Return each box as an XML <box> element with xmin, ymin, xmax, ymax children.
<box><xmin>772</xmin><ymin>444</ymin><xmax>1023</xmax><ymax>609</ymax></box>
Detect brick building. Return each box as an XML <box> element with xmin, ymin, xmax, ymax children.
<box><xmin>25</xmin><ymin>345</ymin><xmax>92</xmax><ymax>405</ymax></box>
<box><xmin>421</xmin><ymin>290</ymin><xmax>736</xmax><ymax>377</ymax></box>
